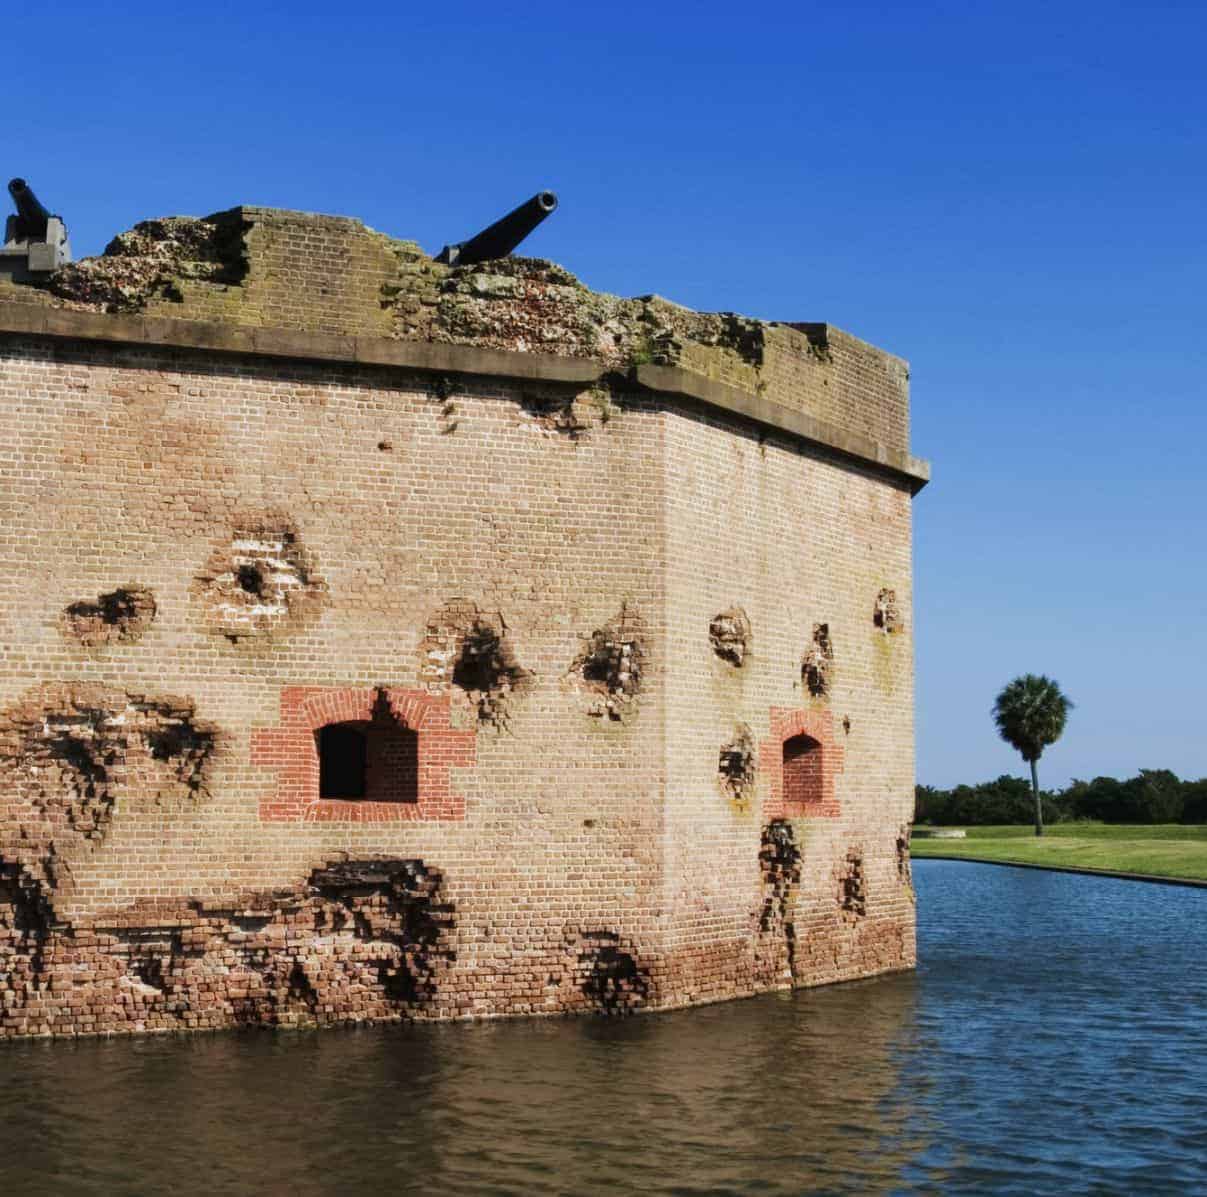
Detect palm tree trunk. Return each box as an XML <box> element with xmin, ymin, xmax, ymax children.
<box><xmin>1031</xmin><ymin>758</ymin><xmax>1044</xmax><ymax>837</ymax></box>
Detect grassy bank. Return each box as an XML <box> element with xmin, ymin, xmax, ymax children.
<box><xmin>910</xmin><ymin>823</ymin><xmax>1207</xmax><ymax>882</ymax></box>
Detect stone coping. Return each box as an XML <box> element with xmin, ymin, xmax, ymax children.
<box><xmin>0</xmin><ymin>301</ymin><xmax>930</xmax><ymax>494</ymax></box>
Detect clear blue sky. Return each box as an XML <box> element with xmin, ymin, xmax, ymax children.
<box><xmin>10</xmin><ymin>1</ymin><xmax>1205</xmax><ymax>787</ymax></box>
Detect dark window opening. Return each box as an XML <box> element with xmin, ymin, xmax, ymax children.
<box><xmin>317</xmin><ymin>717</ymin><xmax>419</xmax><ymax>803</ymax></box>
<box><xmin>782</xmin><ymin>733</ymin><xmax>823</xmax><ymax>810</ymax></box>
<box><xmin>319</xmin><ymin>723</ymin><xmax>367</xmax><ymax>798</ymax></box>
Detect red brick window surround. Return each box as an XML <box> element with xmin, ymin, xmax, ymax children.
<box><xmin>252</xmin><ymin>687</ymin><xmax>474</xmax><ymax>823</ymax></box>
<box><xmin>760</xmin><ymin>708</ymin><xmax>844</xmax><ymax>819</ymax></box>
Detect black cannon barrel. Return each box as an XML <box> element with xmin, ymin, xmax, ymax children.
<box><xmin>8</xmin><ymin>178</ymin><xmax>51</xmax><ymax>241</ymax></box>
<box><xmin>437</xmin><ymin>190</ymin><xmax>557</xmax><ymax>266</ymax></box>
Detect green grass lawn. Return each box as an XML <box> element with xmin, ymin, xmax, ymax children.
<box><xmin>910</xmin><ymin>822</ymin><xmax>1207</xmax><ymax>882</ymax></box>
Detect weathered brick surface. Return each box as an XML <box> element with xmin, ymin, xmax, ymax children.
<box><xmin>0</xmin><ymin>207</ymin><xmax>921</xmax><ymax>1037</ymax></box>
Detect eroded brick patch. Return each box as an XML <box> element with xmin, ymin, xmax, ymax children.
<box><xmin>567</xmin><ymin>603</ymin><xmax>645</xmax><ymax>722</ymax></box>
<box><xmin>836</xmin><ymin>848</ymin><xmax>867</xmax><ymax>919</ymax></box>
<box><xmin>896</xmin><ymin>825</ymin><xmax>912</xmax><ymax>885</ymax></box>
<box><xmin>62</xmin><ymin>585</ymin><xmax>157</xmax><ymax>647</ymax></box>
<box><xmin>575</xmin><ymin>930</ymin><xmax>651</xmax><ymax>1015</ymax></box>
<box><xmin>756</xmin><ymin>819</ymin><xmax>802</xmax><ymax>981</ymax></box>
<box><xmin>759</xmin><ymin>708</ymin><xmax>844</xmax><ymax>819</ymax></box>
<box><xmin>802</xmin><ymin>622</ymin><xmax>834</xmax><ymax>697</ymax></box>
<box><xmin>874</xmin><ymin>588</ymin><xmax>903</xmax><ymax>634</ymax></box>
<box><xmin>709</xmin><ymin>606</ymin><xmax>751</xmax><ymax>667</ymax></box>
<box><xmin>718</xmin><ymin>723</ymin><xmax>757</xmax><ymax>808</ymax></box>
<box><xmin>252</xmin><ymin>686</ymin><xmax>474</xmax><ymax>822</ymax></box>
<box><xmin>419</xmin><ymin>600</ymin><xmax>532</xmax><ymax>728</ymax></box>
<box><xmin>0</xmin><ymin>856</ymin><xmax>456</xmax><ymax>1037</ymax></box>
<box><xmin>194</xmin><ymin>514</ymin><xmax>326</xmax><ymax>641</ymax></box>
<box><xmin>0</xmin><ymin>685</ymin><xmax>218</xmax><ymax>894</ymax></box>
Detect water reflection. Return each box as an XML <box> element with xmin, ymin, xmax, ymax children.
<box><xmin>3</xmin><ymin>861</ymin><xmax>1206</xmax><ymax>1195</ymax></box>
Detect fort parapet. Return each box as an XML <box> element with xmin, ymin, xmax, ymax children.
<box><xmin>0</xmin><ymin>205</ymin><xmax>927</xmax><ymax>1036</ymax></box>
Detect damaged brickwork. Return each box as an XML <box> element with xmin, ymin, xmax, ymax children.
<box><xmin>0</xmin><ymin>856</ymin><xmax>456</xmax><ymax>1037</ymax></box>
<box><xmin>568</xmin><ymin>603</ymin><xmax>645</xmax><ymax>722</ymax></box>
<box><xmin>575</xmin><ymin>930</ymin><xmax>651</xmax><ymax>1015</ymax></box>
<box><xmin>875</xmin><ymin>588</ymin><xmax>903</xmax><ymax>634</ymax></box>
<box><xmin>0</xmin><ymin>685</ymin><xmax>217</xmax><ymax>888</ymax></box>
<box><xmin>62</xmin><ymin>586</ymin><xmax>157</xmax><ymax>647</ymax></box>
<box><xmin>709</xmin><ymin>607</ymin><xmax>751</xmax><ymax>667</ymax></box>
<box><xmin>896</xmin><ymin>826</ymin><xmax>912</xmax><ymax>886</ymax></box>
<box><xmin>718</xmin><ymin>723</ymin><xmax>757</xmax><ymax>808</ymax></box>
<box><xmin>802</xmin><ymin>622</ymin><xmax>834</xmax><ymax>697</ymax></box>
<box><xmin>0</xmin><ymin>198</ymin><xmax>922</xmax><ymax>1036</ymax></box>
<box><xmin>837</xmin><ymin>849</ymin><xmax>867</xmax><ymax>920</ymax></box>
<box><xmin>419</xmin><ymin>600</ymin><xmax>532</xmax><ymax>728</ymax></box>
<box><xmin>757</xmin><ymin>820</ymin><xmax>802</xmax><ymax>979</ymax></box>
<box><xmin>194</xmin><ymin>516</ymin><xmax>327</xmax><ymax>641</ymax></box>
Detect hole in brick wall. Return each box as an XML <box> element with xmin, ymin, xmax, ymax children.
<box><xmin>576</xmin><ymin>930</ymin><xmax>650</xmax><ymax>1015</ymax></box>
<box><xmin>802</xmin><ymin>622</ymin><xmax>833</xmax><ymax>697</ymax></box>
<box><xmin>570</xmin><ymin>603</ymin><xmax>645</xmax><ymax>722</ymax></box>
<box><xmin>452</xmin><ymin>621</ymin><xmax>529</xmax><ymax>727</ymax></box>
<box><xmin>710</xmin><ymin>607</ymin><xmax>751</xmax><ymax>667</ymax></box>
<box><xmin>316</xmin><ymin>693</ymin><xmax>418</xmax><ymax>803</ymax></box>
<box><xmin>62</xmin><ymin>586</ymin><xmax>157</xmax><ymax>647</ymax></box>
<box><xmin>838</xmin><ymin>849</ymin><xmax>867</xmax><ymax>918</ymax></box>
<box><xmin>236</xmin><ymin>563</ymin><xmax>265</xmax><ymax>597</ymax></box>
<box><xmin>420</xmin><ymin>600</ymin><xmax>532</xmax><ymax>728</ymax></box>
<box><xmin>718</xmin><ymin>723</ymin><xmax>756</xmax><ymax>807</ymax></box>
<box><xmin>758</xmin><ymin>820</ymin><xmax>802</xmax><ymax>976</ymax></box>
<box><xmin>874</xmin><ymin>588</ymin><xmax>902</xmax><ymax>634</ymax></box>
<box><xmin>519</xmin><ymin>387</ymin><xmax>589</xmax><ymax>438</ymax></box>
<box><xmin>195</xmin><ymin>515</ymin><xmax>327</xmax><ymax>641</ymax></box>
<box><xmin>782</xmin><ymin>733</ymin><xmax>823</xmax><ymax>810</ymax></box>
<box><xmin>897</xmin><ymin>826</ymin><xmax>912</xmax><ymax>885</ymax></box>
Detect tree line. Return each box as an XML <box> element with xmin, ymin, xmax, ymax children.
<box><xmin>915</xmin><ymin>771</ymin><xmax>1207</xmax><ymax>827</ymax></box>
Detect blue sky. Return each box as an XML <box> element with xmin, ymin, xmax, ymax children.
<box><xmin>10</xmin><ymin>1</ymin><xmax>1205</xmax><ymax>787</ymax></box>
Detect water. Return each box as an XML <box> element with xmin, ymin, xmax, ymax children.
<box><xmin>2</xmin><ymin>860</ymin><xmax>1206</xmax><ymax>1195</ymax></box>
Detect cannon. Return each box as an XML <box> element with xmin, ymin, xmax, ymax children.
<box><xmin>436</xmin><ymin>190</ymin><xmax>557</xmax><ymax>267</ymax></box>
<box><xmin>1</xmin><ymin>177</ymin><xmax>72</xmax><ymax>280</ymax></box>
<box><xmin>8</xmin><ymin>178</ymin><xmax>52</xmax><ymax>241</ymax></box>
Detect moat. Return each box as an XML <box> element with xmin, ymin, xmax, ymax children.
<box><xmin>2</xmin><ymin>860</ymin><xmax>1204</xmax><ymax>1195</ymax></box>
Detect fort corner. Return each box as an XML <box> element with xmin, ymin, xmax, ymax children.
<box><xmin>0</xmin><ymin>199</ymin><xmax>928</xmax><ymax>1037</ymax></box>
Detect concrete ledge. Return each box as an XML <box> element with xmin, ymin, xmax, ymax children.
<box><xmin>911</xmin><ymin>828</ymin><xmax>967</xmax><ymax>839</ymax></box>
<box><xmin>915</xmin><ymin>854</ymin><xmax>1207</xmax><ymax>890</ymax></box>
<box><xmin>0</xmin><ymin>300</ymin><xmax>931</xmax><ymax>493</ymax></box>
<box><xmin>0</xmin><ymin>300</ymin><xmax>603</xmax><ymax>385</ymax></box>
<box><xmin>635</xmin><ymin>363</ymin><xmax>931</xmax><ymax>493</ymax></box>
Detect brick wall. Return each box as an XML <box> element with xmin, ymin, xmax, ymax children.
<box><xmin>0</xmin><ymin>210</ymin><xmax>922</xmax><ymax>1037</ymax></box>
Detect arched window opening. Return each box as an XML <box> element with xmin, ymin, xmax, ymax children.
<box><xmin>782</xmin><ymin>733</ymin><xmax>823</xmax><ymax>811</ymax></box>
<box><xmin>317</xmin><ymin>712</ymin><xmax>420</xmax><ymax>804</ymax></box>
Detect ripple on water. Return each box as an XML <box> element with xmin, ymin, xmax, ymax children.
<box><xmin>1</xmin><ymin>860</ymin><xmax>1206</xmax><ymax>1195</ymax></box>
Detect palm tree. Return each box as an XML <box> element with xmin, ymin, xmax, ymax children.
<box><xmin>992</xmin><ymin>674</ymin><xmax>1073</xmax><ymax>837</ymax></box>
